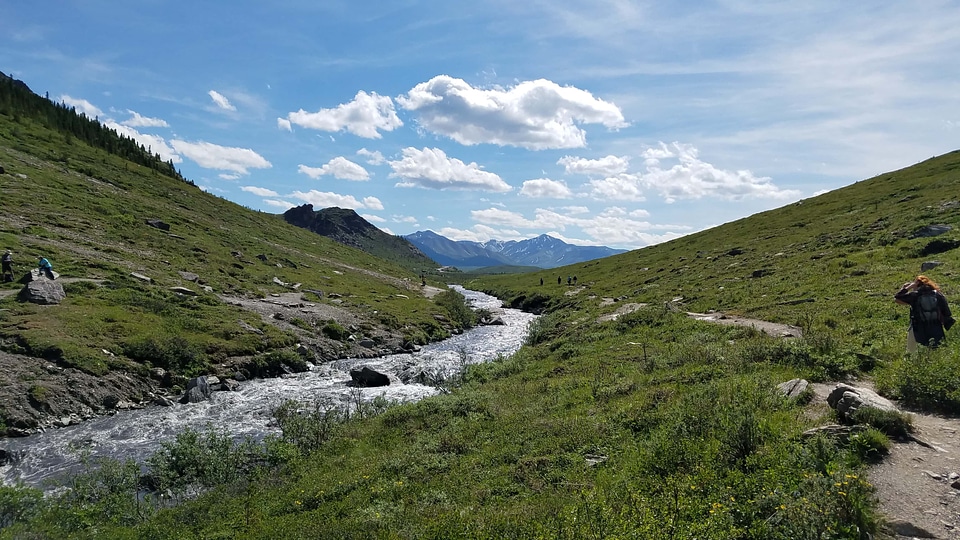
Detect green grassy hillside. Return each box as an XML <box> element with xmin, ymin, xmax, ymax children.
<box><xmin>2</xmin><ymin>71</ymin><xmax>960</xmax><ymax>538</ymax></box>
<box><xmin>473</xmin><ymin>152</ymin><xmax>960</xmax><ymax>354</ymax></box>
<box><xmin>0</xmin><ymin>81</ymin><xmax>469</xmax><ymax>433</ymax></box>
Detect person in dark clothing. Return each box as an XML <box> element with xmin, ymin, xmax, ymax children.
<box><xmin>895</xmin><ymin>275</ymin><xmax>954</xmax><ymax>349</ymax></box>
<box><xmin>37</xmin><ymin>256</ymin><xmax>55</xmax><ymax>280</ymax></box>
<box><xmin>1</xmin><ymin>250</ymin><xmax>13</xmax><ymax>282</ymax></box>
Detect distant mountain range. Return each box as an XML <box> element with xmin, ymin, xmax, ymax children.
<box><xmin>404</xmin><ymin>230</ymin><xmax>627</xmax><ymax>269</ymax></box>
<box><xmin>281</xmin><ymin>205</ymin><xmax>627</xmax><ymax>270</ymax></box>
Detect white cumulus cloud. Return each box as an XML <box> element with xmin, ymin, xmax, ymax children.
<box><xmin>388</xmin><ymin>147</ymin><xmax>512</xmax><ymax>192</ymax></box>
<box><xmin>285</xmin><ymin>91</ymin><xmax>402</xmax><ymax>138</ymax></box>
<box><xmin>558</xmin><ymin>155</ymin><xmax>630</xmax><ymax>176</ymax></box>
<box><xmin>356</xmin><ymin>148</ymin><xmax>385</xmax><ymax>165</ymax></box>
<box><xmin>241</xmin><ymin>186</ymin><xmax>280</xmax><ymax>197</ymax></box>
<box><xmin>397</xmin><ymin>76</ymin><xmax>627</xmax><ymax>150</ymax></box>
<box><xmin>586</xmin><ymin>142</ymin><xmax>800</xmax><ymax>203</ymax></box>
<box><xmin>59</xmin><ymin>95</ymin><xmax>103</xmax><ymax>118</ymax></box>
<box><xmin>519</xmin><ymin>178</ymin><xmax>573</xmax><ymax>199</ymax></box>
<box><xmin>277</xmin><ymin>118</ymin><xmax>292</xmax><ymax>131</ymax></box>
<box><xmin>290</xmin><ymin>190</ymin><xmax>382</xmax><ymax>210</ymax></box>
<box><xmin>105</xmin><ymin>122</ymin><xmax>181</xmax><ymax>164</ymax></box>
<box><xmin>170</xmin><ymin>140</ymin><xmax>271</xmax><ymax>175</ymax></box>
<box><xmin>298</xmin><ymin>157</ymin><xmax>370</xmax><ymax>181</ymax></box>
<box><xmin>122</xmin><ymin>110</ymin><xmax>169</xmax><ymax>128</ymax></box>
<box><xmin>208</xmin><ymin>90</ymin><xmax>236</xmax><ymax>111</ymax></box>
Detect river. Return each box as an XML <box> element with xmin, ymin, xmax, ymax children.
<box><xmin>1</xmin><ymin>287</ymin><xmax>536</xmax><ymax>490</ymax></box>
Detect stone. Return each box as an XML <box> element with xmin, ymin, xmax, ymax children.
<box><xmin>257</xmin><ymin>254</ymin><xmax>268</xmax><ymax>261</ymax></box>
<box><xmin>131</xmin><ymin>272</ymin><xmax>152</xmax><ymax>282</ymax></box>
<box><xmin>911</xmin><ymin>224</ymin><xmax>952</xmax><ymax>238</ymax></box>
<box><xmin>169</xmin><ymin>286</ymin><xmax>197</xmax><ymax>296</ymax></box>
<box><xmin>776</xmin><ymin>378</ymin><xmax>809</xmax><ymax>399</ymax></box>
<box><xmin>145</xmin><ymin>219</ymin><xmax>170</xmax><ymax>231</ymax></box>
<box><xmin>18</xmin><ymin>277</ymin><xmax>66</xmax><ymax>305</ymax></box>
<box><xmin>885</xmin><ymin>519</ymin><xmax>937</xmax><ymax>538</ymax></box>
<box><xmin>349</xmin><ymin>366</ymin><xmax>390</xmax><ymax>387</ymax></box>
<box><xmin>180</xmin><ymin>376</ymin><xmax>212</xmax><ymax>404</ymax></box>
<box><xmin>272</xmin><ymin>277</ymin><xmax>287</xmax><ymax>286</ymax></box>
<box><xmin>154</xmin><ymin>396</ymin><xmax>175</xmax><ymax>407</ymax></box>
<box><xmin>826</xmin><ymin>383</ymin><xmax>899</xmax><ymax>421</ymax></box>
<box><xmin>921</xmin><ymin>261</ymin><xmax>943</xmax><ymax>271</ymax></box>
<box><xmin>358</xmin><ymin>337</ymin><xmax>376</xmax><ymax>348</ymax></box>
<box><xmin>801</xmin><ymin>424</ymin><xmax>867</xmax><ymax>443</ymax></box>
<box><xmin>178</xmin><ymin>271</ymin><xmax>199</xmax><ymax>282</ymax></box>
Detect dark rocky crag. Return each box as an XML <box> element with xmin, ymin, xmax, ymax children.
<box><xmin>283</xmin><ymin>205</ymin><xmax>436</xmax><ymax>272</ymax></box>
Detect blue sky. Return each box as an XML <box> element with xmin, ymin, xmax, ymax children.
<box><xmin>2</xmin><ymin>1</ymin><xmax>959</xmax><ymax>250</ymax></box>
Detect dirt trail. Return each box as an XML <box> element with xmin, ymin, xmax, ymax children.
<box><xmin>807</xmin><ymin>383</ymin><xmax>960</xmax><ymax>539</ymax></box>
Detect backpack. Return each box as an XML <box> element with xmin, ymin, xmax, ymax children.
<box><xmin>914</xmin><ymin>291</ymin><xmax>942</xmax><ymax>325</ymax></box>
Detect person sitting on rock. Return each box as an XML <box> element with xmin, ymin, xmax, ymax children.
<box><xmin>37</xmin><ymin>256</ymin><xmax>55</xmax><ymax>280</ymax></box>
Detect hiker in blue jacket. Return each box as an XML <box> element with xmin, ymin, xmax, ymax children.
<box><xmin>37</xmin><ymin>256</ymin><xmax>55</xmax><ymax>280</ymax></box>
<box><xmin>895</xmin><ymin>275</ymin><xmax>954</xmax><ymax>349</ymax></box>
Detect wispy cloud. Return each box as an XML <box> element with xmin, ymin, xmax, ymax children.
<box><xmin>208</xmin><ymin>90</ymin><xmax>236</xmax><ymax>111</ymax></box>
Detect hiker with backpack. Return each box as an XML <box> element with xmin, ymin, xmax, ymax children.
<box><xmin>895</xmin><ymin>275</ymin><xmax>955</xmax><ymax>350</ymax></box>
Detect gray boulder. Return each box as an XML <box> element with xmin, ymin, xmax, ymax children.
<box><xmin>145</xmin><ymin>219</ymin><xmax>170</xmax><ymax>231</ymax></box>
<box><xmin>180</xmin><ymin>376</ymin><xmax>213</xmax><ymax>404</ymax></box>
<box><xmin>826</xmin><ymin>383</ymin><xmax>898</xmax><ymax>421</ymax></box>
<box><xmin>776</xmin><ymin>378</ymin><xmax>809</xmax><ymax>399</ymax></box>
<box><xmin>18</xmin><ymin>277</ymin><xmax>66</xmax><ymax>305</ymax></box>
<box><xmin>349</xmin><ymin>366</ymin><xmax>390</xmax><ymax>387</ymax></box>
<box><xmin>920</xmin><ymin>260</ymin><xmax>942</xmax><ymax>271</ymax></box>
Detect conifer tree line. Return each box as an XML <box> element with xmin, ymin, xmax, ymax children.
<box><xmin>0</xmin><ymin>71</ymin><xmax>189</xmax><ymax>184</ymax></box>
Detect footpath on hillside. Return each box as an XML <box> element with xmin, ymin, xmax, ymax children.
<box><xmin>597</xmin><ymin>296</ymin><xmax>960</xmax><ymax>538</ymax></box>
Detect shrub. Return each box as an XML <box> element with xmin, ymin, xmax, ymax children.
<box><xmin>122</xmin><ymin>335</ymin><xmax>205</xmax><ymax>375</ymax></box>
<box><xmin>272</xmin><ymin>399</ymin><xmax>348</xmax><ymax>456</ymax></box>
<box><xmin>321</xmin><ymin>320</ymin><xmax>348</xmax><ymax>341</ymax></box>
<box><xmin>0</xmin><ymin>484</ymin><xmax>44</xmax><ymax>529</ymax></box>
<box><xmin>434</xmin><ymin>289</ymin><xmax>476</xmax><ymax>328</ymax></box>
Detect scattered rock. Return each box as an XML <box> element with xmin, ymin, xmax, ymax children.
<box><xmin>145</xmin><ymin>219</ymin><xmax>170</xmax><ymax>231</ymax></box>
<box><xmin>178</xmin><ymin>271</ymin><xmax>199</xmax><ymax>282</ymax></box>
<box><xmin>885</xmin><ymin>519</ymin><xmax>937</xmax><ymax>538</ymax></box>
<box><xmin>726</xmin><ymin>248</ymin><xmax>744</xmax><ymax>256</ymax></box>
<box><xmin>920</xmin><ymin>261</ymin><xmax>942</xmax><ymax>271</ymax></box>
<box><xmin>18</xmin><ymin>277</ymin><xmax>66</xmax><ymax>305</ymax></box>
<box><xmin>801</xmin><ymin>424</ymin><xmax>867</xmax><ymax>443</ymax></box>
<box><xmin>358</xmin><ymin>337</ymin><xmax>376</xmax><ymax>348</ymax></box>
<box><xmin>257</xmin><ymin>254</ymin><xmax>268</xmax><ymax>262</ymax></box>
<box><xmin>131</xmin><ymin>272</ymin><xmax>152</xmax><ymax>283</ymax></box>
<box><xmin>169</xmin><ymin>286</ymin><xmax>197</xmax><ymax>296</ymax></box>
<box><xmin>826</xmin><ymin>383</ymin><xmax>899</xmax><ymax>421</ymax></box>
<box><xmin>238</xmin><ymin>320</ymin><xmax>264</xmax><ymax>335</ymax></box>
<box><xmin>776</xmin><ymin>378</ymin><xmax>809</xmax><ymax>399</ymax></box>
<box><xmin>911</xmin><ymin>224</ymin><xmax>952</xmax><ymax>238</ymax></box>
<box><xmin>180</xmin><ymin>376</ymin><xmax>212</xmax><ymax>404</ymax></box>
<box><xmin>349</xmin><ymin>366</ymin><xmax>390</xmax><ymax>387</ymax></box>
<box><xmin>272</xmin><ymin>277</ymin><xmax>287</xmax><ymax>287</ymax></box>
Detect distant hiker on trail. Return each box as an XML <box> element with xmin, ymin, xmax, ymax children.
<box><xmin>558</xmin><ymin>276</ymin><xmax>561</xmax><ymax>285</ymax></box>
<box><xmin>567</xmin><ymin>276</ymin><xmax>572</xmax><ymax>285</ymax></box>
<box><xmin>420</xmin><ymin>273</ymin><xmax>426</xmax><ymax>287</ymax></box>
<box><xmin>540</xmin><ymin>277</ymin><xmax>543</xmax><ymax>286</ymax></box>
<box><xmin>573</xmin><ymin>276</ymin><xmax>578</xmax><ymax>285</ymax></box>
<box><xmin>37</xmin><ymin>256</ymin><xmax>55</xmax><ymax>280</ymax></box>
<box><xmin>2</xmin><ymin>250</ymin><xmax>13</xmax><ymax>282</ymax></box>
<box><xmin>895</xmin><ymin>275</ymin><xmax>954</xmax><ymax>350</ymax></box>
